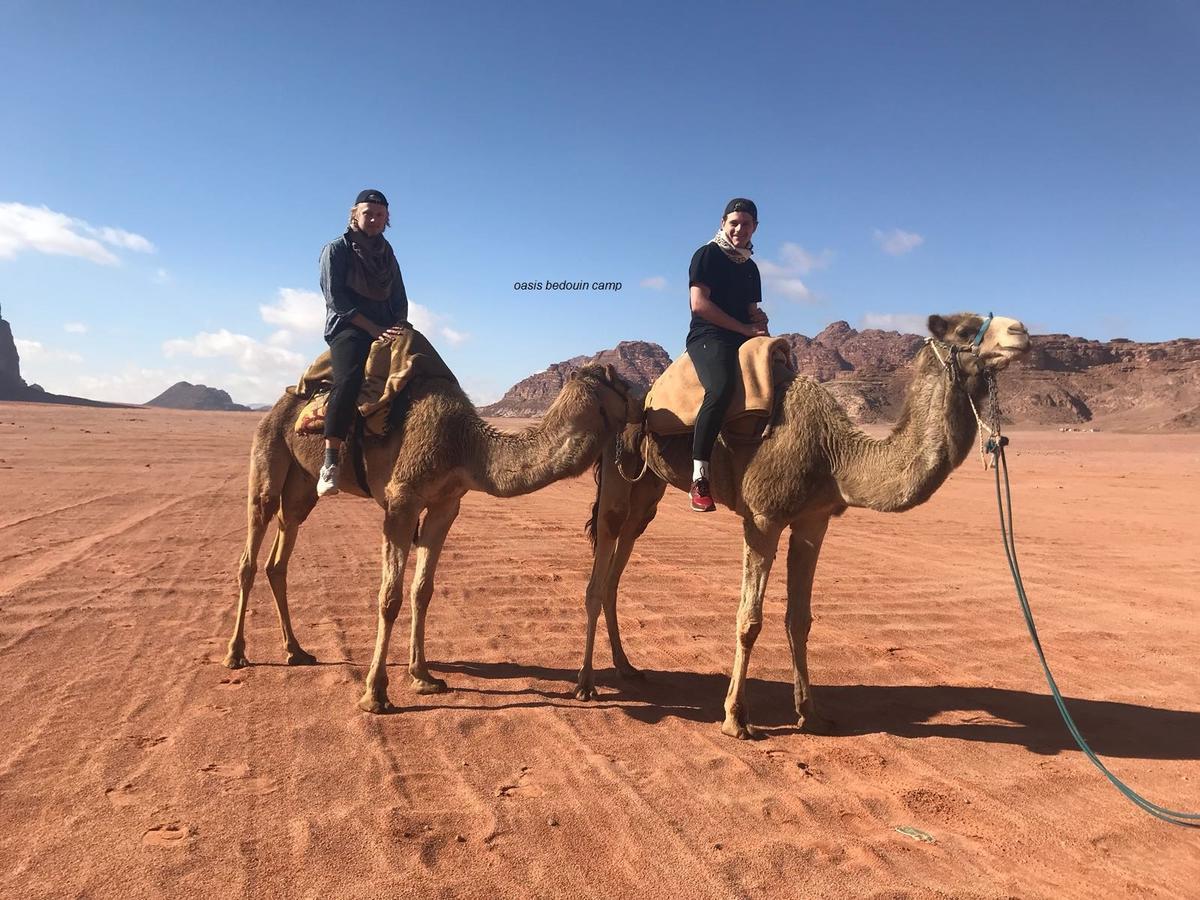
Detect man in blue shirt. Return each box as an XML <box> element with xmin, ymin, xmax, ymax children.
<box><xmin>317</xmin><ymin>188</ymin><xmax>409</xmax><ymax>497</ymax></box>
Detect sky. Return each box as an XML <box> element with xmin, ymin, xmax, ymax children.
<box><xmin>2</xmin><ymin>1</ymin><xmax>1198</xmax><ymax>405</ymax></box>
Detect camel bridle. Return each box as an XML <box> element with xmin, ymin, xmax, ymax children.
<box><xmin>924</xmin><ymin>312</ymin><xmax>1005</xmax><ymax>467</ymax></box>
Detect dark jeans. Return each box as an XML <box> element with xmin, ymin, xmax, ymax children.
<box><xmin>688</xmin><ymin>337</ymin><xmax>743</xmax><ymax>462</ymax></box>
<box><xmin>324</xmin><ymin>327</ymin><xmax>374</xmax><ymax>441</ymax></box>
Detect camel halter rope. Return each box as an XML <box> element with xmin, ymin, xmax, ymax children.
<box><xmin>614</xmin><ymin>421</ymin><xmax>649</xmax><ymax>483</ymax></box>
<box><xmin>933</xmin><ymin>317</ymin><xmax>1199</xmax><ymax>826</ymax></box>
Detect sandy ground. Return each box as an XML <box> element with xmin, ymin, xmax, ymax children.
<box><xmin>1</xmin><ymin>402</ymin><xmax>1198</xmax><ymax>899</ymax></box>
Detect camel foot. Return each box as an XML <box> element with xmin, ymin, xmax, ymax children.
<box><xmin>574</xmin><ymin>678</ymin><xmax>598</xmax><ymax>701</ymax></box>
<box><xmin>797</xmin><ymin>711</ymin><xmax>835</xmax><ymax>735</ymax></box>
<box><xmin>720</xmin><ymin>718</ymin><xmax>762</xmax><ymax>741</ymax></box>
<box><xmin>286</xmin><ymin>648</ymin><xmax>317</xmax><ymax>666</ymax></box>
<box><xmin>615</xmin><ymin>662</ymin><xmax>645</xmax><ymax>682</ymax></box>
<box><xmin>223</xmin><ymin>651</ymin><xmax>248</xmax><ymax>670</ymax></box>
<box><xmin>410</xmin><ymin>675</ymin><xmax>448</xmax><ymax>695</ymax></box>
<box><xmin>357</xmin><ymin>693</ymin><xmax>396</xmax><ymax>714</ymax></box>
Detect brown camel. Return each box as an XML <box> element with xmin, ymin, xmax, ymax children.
<box><xmin>223</xmin><ymin>361</ymin><xmax>637</xmax><ymax>713</ymax></box>
<box><xmin>576</xmin><ymin>312</ymin><xmax>1031</xmax><ymax>738</ymax></box>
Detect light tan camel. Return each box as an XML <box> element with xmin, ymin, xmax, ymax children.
<box><xmin>224</xmin><ymin>362</ymin><xmax>637</xmax><ymax>713</ymax></box>
<box><xmin>577</xmin><ymin>312</ymin><xmax>1031</xmax><ymax>738</ymax></box>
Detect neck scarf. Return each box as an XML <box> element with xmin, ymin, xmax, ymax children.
<box><xmin>345</xmin><ymin>229</ymin><xmax>399</xmax><ymax>302</ymax></box>
<box><xmin>711</xmin><ymin>228</ymin><xmax>754</xmax><ymax>264</ymax></box>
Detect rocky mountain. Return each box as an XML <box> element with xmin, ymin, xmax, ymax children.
<box><xmin>0</xmin><ymin>303</ymin><xmax>29</xmax><ymax>400</ymax></box>
<box><xmin>479</xmin><ymin>341</ymin><xmax>673</xmax><ymax>417</ymax></box>
<box><xmin>479</xmin><ymin>323</ymin><xmax>1200</xmax><ymax>431</ymax></box>
<box><xmin>0</xmin><ymin>304</ymin><xmax>129</xmax><ymax>407</ymax></box>
<box><xmin>146</xmin><ymin>382</ymin><xmax>251</xmax><ymax>412</ymax></box>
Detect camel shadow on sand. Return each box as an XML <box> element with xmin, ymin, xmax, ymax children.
<box><xmin>411</xmin><ymin>660</ymin><xmax>1200</xmax><ymax>761</ymax></box>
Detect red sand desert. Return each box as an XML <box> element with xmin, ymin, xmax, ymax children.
<box><xmin>1</xmin><ymin>402</ymin><xmax>1198</xmax><ymax>898</ymax></box>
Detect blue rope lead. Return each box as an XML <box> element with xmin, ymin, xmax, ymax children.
<box><xmin>991</xmin><ymin>439</ymin><xmax>1199</xmax><ymax>827</ymax></box>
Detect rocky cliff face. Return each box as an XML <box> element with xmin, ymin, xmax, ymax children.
<box><xmin>481</xmin><ymin>323</ymin><xmax>1200</xmax><ymax>431</ymax></box>
<box><xmin>146</xmin><ymin>382</ymin><xmax>250</xmax><ymax>412</ymax></box>
<box><xmin>0</xmin><ymin>303</ymin><xmax>29</xmax><ymax>400</ymax></box>
<box><xmin>478</xmin><ymin>341</ymin><xmax>673</xmax><ymax>417</ymax></box>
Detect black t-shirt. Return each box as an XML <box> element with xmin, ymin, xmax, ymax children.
<box><xmin>686</xmin><ymin>243</ymin><xmax>762</xmax><ymax>346</ymax></box>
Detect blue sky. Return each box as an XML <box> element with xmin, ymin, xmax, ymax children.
<box><xmin>2</xmin><ymin>2</ymin><xmax>1197</xmax><ymax>405</ymax></box>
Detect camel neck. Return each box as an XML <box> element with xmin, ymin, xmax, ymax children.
<box><xmin>464</xmin><ymin>386</ymin><xmax>604</xmax><ymax>498</ymax></box>
<box><xmin>831</xmin><ymin>348</ymin><xmax>980</xmax><ymax>512</ymax></box>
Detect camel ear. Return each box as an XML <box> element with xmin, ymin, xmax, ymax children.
<box><xmin>604</xmin><ymin>364</ymin><xmax>618</xmax><ymax>384</ymax></box>
<box><xmin>927</xmin><ymin>315</ymin><xmax>949</xmax><ymax>339</ymax></box>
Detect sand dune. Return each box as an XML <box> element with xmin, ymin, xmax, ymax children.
<box><xmin>1</xmin><ymin>403</ymin><xmax>1198</xmax><ymax>898</ymax></box>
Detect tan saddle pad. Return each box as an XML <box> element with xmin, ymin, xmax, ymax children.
<box><xmin>289</xmin><ymin>326</ymin><xmax>457</xmax><ymax>436</ymax></box>
<box><xmin>644</xmin><ymin>336</ymin><xmax>793</xmax><ymax>436</ymax></box>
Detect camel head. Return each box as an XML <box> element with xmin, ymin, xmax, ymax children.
<box><xmin>927</xmin><ymin>312</ymin><xmax>1030</xmax><ymax>376</ymax></box>
<box><xmin>567</xmin><ymin>364</ymin><xmax>639</xmax><ymax>433</ymax></box>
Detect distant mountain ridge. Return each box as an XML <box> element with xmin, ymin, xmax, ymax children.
<box><xmin>479</xmin><ymin>341</ymin><xmax>672</xmax><ymax>417</ymax></box>
<box><xmin>146</xmin><ymin>382</ymin><xmax>250</xmax><ymax>412</ymax></box>
<box><xmin>0</xmin><ymin>304</ymin><xmax>129</xmax><ymax>407</ymax></box>
<box><xmin>480</xmin><ymin>323</ymin><xmax>1200</xmax><ymax>431</ymax></box>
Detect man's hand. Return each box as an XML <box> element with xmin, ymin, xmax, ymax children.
<box><xmin>746</xmin><ymin>304</ymin><xmax>770</xmax><ymax>337</ymax></box>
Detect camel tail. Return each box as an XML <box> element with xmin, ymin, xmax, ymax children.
<box><xmin>584</xmin><ymin>456</ymin><xmax>602</xmax><ymax>551</ymax></box>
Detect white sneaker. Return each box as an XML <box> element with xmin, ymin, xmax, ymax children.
<box><xmin>317</xmin><ymin>463</ymin><xmax>340</xmax><ymax>497</ymax></box>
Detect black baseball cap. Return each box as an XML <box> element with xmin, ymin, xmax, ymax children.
<box><xmin>355</xmin><ymin>189</ymin><xmax>388</xmax><ymax>207</ymax></box>
<box><xmin>724</xmin><ymin>197</ymin><xmax>758</xmax><ymax>221</ymax></box>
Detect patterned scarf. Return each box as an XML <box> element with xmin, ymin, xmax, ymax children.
<box><xmin>345</xmin><ymin>229</ymin><xmax>399</xmax><ymax>303</ymax></box>
<box><xmin>711</xmin><ymin>228</ymin><xmax>754</xmax><ymax>264</ymax></box>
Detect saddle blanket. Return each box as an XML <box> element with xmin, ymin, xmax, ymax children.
<box><xmin>289</xmin><ymin>326</ymin><xmax>457</xmax><ymax>436</ymax></box>
<box><xmin>644</xmin><ymin>335</ymin><xmax>793</xmax><ymax>437</ymax></box>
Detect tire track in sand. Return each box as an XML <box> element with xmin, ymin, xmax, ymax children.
<box><xmin>0</xmin><ymin>484</ymin><xmax>226</xmax><ymax>597</ymax></box>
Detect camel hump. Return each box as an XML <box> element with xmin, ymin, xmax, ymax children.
<box><xmin>292</xmin><ymin>326</ymin><xmax>459</xmax><ymax>437</ymax></box>
<box><xmin>644</xmin><ymin>336</ymin><xmax>793</xmax><ymax>437</ymax></box>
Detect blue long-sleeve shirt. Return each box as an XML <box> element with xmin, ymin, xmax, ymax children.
<box><xmin>320</xmin><ymin>234</ymin><xmax>408</xmax><ymax>341</ymax></box>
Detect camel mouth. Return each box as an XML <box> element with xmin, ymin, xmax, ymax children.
<box><xmin>977</xmin><ymin>318</ymin><xmax>1030</xmax><ymax>368</ymax></box>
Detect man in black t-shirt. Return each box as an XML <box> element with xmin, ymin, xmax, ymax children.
<box><xmin>685</xmin><ymin>198</ymin><xmax>768</xmax><ymax>512</ymax></box>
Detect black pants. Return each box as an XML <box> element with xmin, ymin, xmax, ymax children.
<box><xmin>688</xmin><ymin>337</ymin><xmax>743</xmax><ymax>461</ymax></box>
<box><xmin>324</xmin><ymin>328</ymin><xmax>374</xmax><ymax>441</ymax></box>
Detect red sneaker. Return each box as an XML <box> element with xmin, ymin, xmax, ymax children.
<box><xmin>690</xmin><ymin>477</ymin><xmax>716</xmax><ymax>512</ymax></box>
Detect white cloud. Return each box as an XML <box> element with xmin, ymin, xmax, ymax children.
<box><xmin>862</xmin><ymin>312</ymin><xmax>929</xmax><ymax>335</ymax></box>
<box><xmin>0</xmin><ymin>202</ymin><xmax>155</xmax><ymax>265</ymax></box>
<box><xmin>640</xmin><ymin>276</ymin><xmax>667</xmax><ymax>290</ymax></box>
<box><xmin>161</xmin><ymin>329</ymin><xmax>311</xmax><ymax>405</ymax></box>
<box><xmin>873</xmin><ymin>228</ymin><xmax>925</xmax><ymax>256</ymax></box>
<box><xmin>260</xmin><ymin>287</ymin><xmax>326</xmax><ymax>335</ymax></box>
<box><xmin>757</xmin><ymin>243</ymin><xmax>830</xmax><ymax>304</ymax></box>
<box><xmin>94</xmin><ymin>226</ymin><xmax>155</xmax><ymax>254</ymax></box>
<box><xmin>409</xmin><ymin>301</ymin><xmax>470</xmax><ymax>346</ymax></box>
<box><xmin>14</xmin><ymin>338</ymin><xmax>83</xmax><ymax>364</ymax></box>
<box><xmin>64</xmin><ymin>321</ymin><xmax>88</xmax><ymax>334</ymax></box>
<box><xmin>257</xmin><ymin>286</ymin><xmax>467</xmax><ymax>346</ymax></box>
<box><xmin>163</xmin><ymin>329</ymin><xmax>306</xmax><ymax>373</ymax></box>
<box><xmin>778</xmin><ymin>243</ymin><xmax>833</xmax><ymax>274</ymax></box>
<box><xmin>754</xmin><ymin>243</ymin><xmax>832</xmax><ymax>303</ymax></box>
<box><xmin>153</xmin><ymin>268</ymin><xmax>172</xmax><ymax>284</ymax></box>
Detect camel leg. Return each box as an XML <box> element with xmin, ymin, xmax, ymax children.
<box><xmin>721</xmin><ymin>516</ymin><xmax>783</xmax><ymax>740</ymax></box>
<box><xmin>224</xmin><ymin>478</ymin><xmax>282</xmax><ymax>669</ymax></box>
<box><xmin>576</xmin><ymin>478</ymin><xmax>627</xmax><ymax>700</ymax></box>
<box><xmin>785</xmin><ymin>516</ymin><xmax>832</xmax><ymax>734</ymax></box>
<box><xmin>602</xmin><ymin>474</ymin><xmax>667</xmax><ymax>682</ymax></box>
<box><xmin>265</xmin><ymin>472</ymin><xmax>319</xmax><ymax>666</ymax></box>
<box><xmin>359</xmin><ymin>503</ymin><xmax>421</xmax><ymax>714</ymax></box>
<box><xmin>407</xmin><ymin>497</ymin><xmax>461</xmax><ymax>694</ymax></box>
